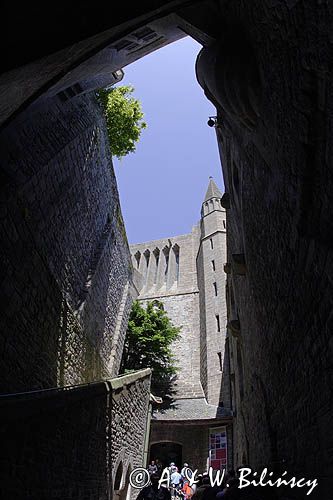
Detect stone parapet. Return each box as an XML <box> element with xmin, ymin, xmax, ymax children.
<box><xmin>0</xmin><ymin>369</ymin><xmax>151</xmax><ymax>499</ymax></box>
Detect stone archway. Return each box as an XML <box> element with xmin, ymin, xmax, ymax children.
<box><xmin>150</xmin><ymin>441</ymin><xmax>182</xmax><ymax>469</ymax></box>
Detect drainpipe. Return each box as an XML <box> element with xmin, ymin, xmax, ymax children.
<box><xmin>143</xmin><ymin>394</ymin><xmax>162</xmax><ymax>467</ymax></box>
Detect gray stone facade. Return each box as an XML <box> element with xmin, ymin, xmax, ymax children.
<box><xmin>130</xmin><ymin>179</ymin><xmax>232</xmax><ymax>470</ymax></box>
<box><xmin>131</xmin><ymin>227</ymin><xmax>203</xmax><ymax>399</ymax></box>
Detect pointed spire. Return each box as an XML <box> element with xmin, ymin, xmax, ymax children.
<box><xmin>204</xmin><ymin>177</ymin><xmax>222</xmax><ymax>202</ymax></box>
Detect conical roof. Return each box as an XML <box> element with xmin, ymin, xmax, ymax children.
<box><xmin>204</xmin><ymin>177</ymin><xmax>222</xmax><ymax>202</ymax></box>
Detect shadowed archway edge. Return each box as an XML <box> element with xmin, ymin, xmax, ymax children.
<box><xmin>0</xmin><ymin>0</ymin><xmax>204</xmax><ymax>131</ymax></box>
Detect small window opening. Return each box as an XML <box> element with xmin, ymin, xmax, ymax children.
<box><xmin>216</xmin><ymin>314</ymin><xmax>220</xmax><ymax>332</ymax></box>
<box><xmin>163</xmin><ymin>246</ymin><xmax>170</xmax><ymax>282</ymax></box>
<box><xmin>173</xmin><ymin>244</ymin><xmax>180</xmax><ymax>281</ymax></box>
<box><xmin>210</xmin><ymin>238</ymin><xmax>214</xmax><ymax>249</ymax></box>
<box><xmin>213</xmin><ymin>282</ymin><xmax>218</xmax><ymax>296</ymax></box>
<box><xmin>218</xmin><ymin>352</ymin><xmax>223</xmax><ymax>371</ymax></box>
<box><xmin>212</xmin><ymin>260</ymin><xmax>216</xmax><ymax>271</ymax></box>
<box><xmin>143</xmin><ymin>250</ymin><xmax>150</xmax><ymax>285</ymax></box>
<box><xmin>134</xmin><ymin>251</ymin><xmax>141</xmax><ymax>269</ymax></box>
<box><xmin>153</xmin><ymin>248</ymin><xmax>160</xmax><ymax>284</ymax></box>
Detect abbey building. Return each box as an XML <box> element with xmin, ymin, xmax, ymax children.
<box><xmin>130</xmin><ymin>178</ymin><xmax>232</xmax><ymax>471</ymax></box>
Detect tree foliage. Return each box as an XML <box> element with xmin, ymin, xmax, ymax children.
<box><xmin>120</xmin><ymin>300</ymin><xmax>181</xmax><ymax>396</ymax></box>
<box><xmin>97</xmin><ymin>85</ymin><xmax>147</xmax><ymax>159</ymax></box>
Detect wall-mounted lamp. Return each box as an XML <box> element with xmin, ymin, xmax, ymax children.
<box><xmin>207</xmin><ymin>116</ymin><xmax>217</xmax><ymax>127</ymax></box>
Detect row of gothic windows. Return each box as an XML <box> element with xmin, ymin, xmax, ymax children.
<box><xmin>133</xmin><ymin>244</ymin><xmax>180</xmax><ymax>284</ymax></box>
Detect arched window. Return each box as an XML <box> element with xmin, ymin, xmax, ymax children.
<box><xmin>173</xmin><ymin>244</ymin><xmax>180</xmax><ymax>282</ymax></box>
<box><xmin>163</xmin><ymin>246</ymin><xmax>170</xmax><ymax>282</ymax></box>
<box><xmin>216</xmin><ymin>314</ymin><xmax>220</xmax><ymax>332</ymax></box>
<box><xmin>134</xmin><ymin>251</ymin><xmax>141</xmax><ymax>269</ymax></box>
<box><xmin>143</xmin><ymin>250</ymin><xmax>150</xmax><ymax>285</ymax></box>
<box><xmin>144</xmin><ymin>250</ymin><xmax>150</xmax><ymax>268</ymax></box>
<box><xmin>153</xmin><ymin>248</ymin><xmax>160</xmax><ymax>284</ymax></box>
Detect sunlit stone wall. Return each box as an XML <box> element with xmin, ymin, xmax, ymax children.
<box><xmin>0</xmin><ymin>92</ymin><xmax>134</xmax><ymax>392</ymax></box>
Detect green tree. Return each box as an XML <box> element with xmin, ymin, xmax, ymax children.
<box><xmin>120</xmin><ymin>300</ymin><xmax>181</xmax><ymax>396</ymax></box>
<box><xmin>97</xmin><ymin>85</ymin><xmax>147</xmax><ymax>159</ymax></box>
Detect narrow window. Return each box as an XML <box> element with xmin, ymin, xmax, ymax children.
<box><xmin>216</xmin><ymin>314</ymin><xmax>220</xmax><ymax>332</ymax></box>
<box><xmin>163</xmin><ymin>246</ymin><xmax>170</xmax><ymax>282</ymax></box>
<box><xmin>134</xmin><ymin>251</ymin><xmax>141</xmax><ymax>269</ymax></box>
<box><xmin>212</xmin><ymin>260</ymin><xmax>216</xmax><ymax>271</ymax></box>
<box><xmin>173</xmin><ymin>245</ymin><xmax>180</xmax><ymax>282</ymax></box>
<box><xmin>153</xmin><ymin>248</ymin><xmax>160</xmax><ymax>284</ymax></box>
<box><xmin>210</xmin><ymin>238</ymin><xmax>214</xmax><ymax>249</ymax></box>
<box><xmin>143</xmin><ymin>250</ymin><xmax>150</xmax><ymax>285</ymax></box>
<box><xmin>218</xmin><ymin>352</ymin><xmax>223</xmax><ymax>371</ymax></box>
<box><xmin>223</xmin><ymin>220</ymin><xmax>226</xmax><ymax>229</ymax></box>
<box><xmin>213</xmin><ymin>282</ymin><xmax>218</xmax><ymax>296</ymax></box>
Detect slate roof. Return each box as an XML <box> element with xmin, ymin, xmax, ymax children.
<box><xmin>152</xmin><ymin>397</ymin><xmax>232</xmax><ymax>421</ymax></box>
<box><xmin>204</xmin><ymin>178</ymin><xmax>222</xmax><ymax>202</ymax></box>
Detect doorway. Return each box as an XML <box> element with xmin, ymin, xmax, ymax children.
<box><xmin>150</xmin><ymin>442</ymin><xmax>182</xmax><ymax>469</ymax></box>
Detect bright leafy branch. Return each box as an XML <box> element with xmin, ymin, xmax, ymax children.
<box><xmin>97</xmin><ymin>85</ymin><xmax>147</xmax><ymax>159</ymax></box>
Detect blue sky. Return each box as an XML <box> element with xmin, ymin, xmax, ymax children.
<box><xmin>114</xmin><ymin>36</ymin><xmax>224</xmax><ymax>244</ymax></box>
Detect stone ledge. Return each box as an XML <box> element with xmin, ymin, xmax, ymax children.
<box><xmin>0</xmin><ymin>369</ymin><xmax>152</xmax><ymax>419</ymax></box>
<box><xmin>110</xmin><ymin>368</ymin><xmax>152</xmax><ymax>391</ymax></box>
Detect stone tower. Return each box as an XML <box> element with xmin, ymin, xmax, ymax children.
<box><xmin>197</xmin><ymin>178</ymin><xmax>228</xmax><ymax>406</ymax></box>
<box><xmin>130</xmin><ymin>178</ymin><xmax>232</xmax><ymax>471</ymax></box>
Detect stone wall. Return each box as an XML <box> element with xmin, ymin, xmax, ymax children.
<box><xmin>0</xmin><ymin>91</ymin><xmax>134</xmax><ymax>392</ymax></box>
<box><xmin>197</xmin><ymin>205</ymin><xmax>228</xmax><ymax>407</ymax></box>
<box><xmin>196</xmin><ymin>1</ymin><xmax>333</xmax><ymax>498</ymax></box>
<box><xmin>111</xmin><ymin>370</ymin><xmax>152</xmax><ymax>487</ymax></box>
<box><xmin>147</xmin><ymin>293</ymin><xmax>203</xmax><ymax>399</ymax></box>
<box><xmin>130</xmin><ymin>229</ymin><xmax>200</xmax><ymax>297</ymax></box>
<box><xmin>130</xmin><ymin>229</ymin><xmax>204</xmax><ymax>399</ymax></box>
<box><xmin>0</xmin><ymin>369</ymin><xmax>151</xmax><ymax>500</ymax></box>
<box><xmin>150</xmin><ymin>422</ymin><xmax>233</xmax><ymax>472</ymax></box>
